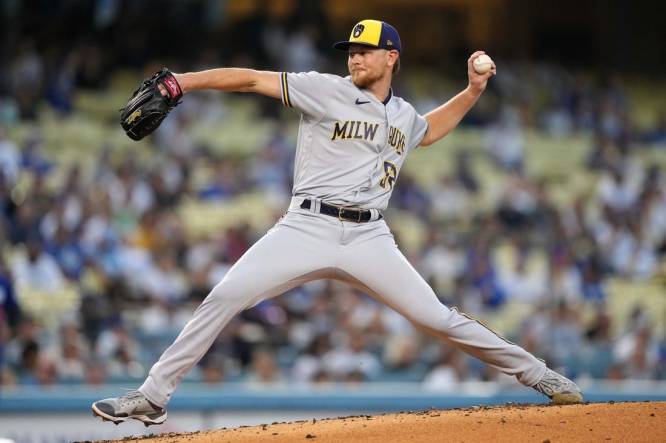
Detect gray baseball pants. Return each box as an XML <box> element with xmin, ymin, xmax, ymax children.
<box><xmin>139</xmin><ymin>197</ymin><xmax>546</xmax><ymax>407</ymax></box>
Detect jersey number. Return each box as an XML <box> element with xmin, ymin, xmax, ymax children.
<box><xmin>379</xmin><ymin>161</ymin><xmax>397</xmax><ymax>190</ymax></box>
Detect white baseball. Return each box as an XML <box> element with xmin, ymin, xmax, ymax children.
<box><xmin>473</xmin><ymin>54</ymin><xmax>493</xmax><ymax>74</ymax></box>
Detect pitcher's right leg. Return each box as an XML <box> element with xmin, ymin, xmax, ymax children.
<box><xmin>93</xmin><ymin>212</ymin><xmax>339</xmax><ymax>424</ymax></box>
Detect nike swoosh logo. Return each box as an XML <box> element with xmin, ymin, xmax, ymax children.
<box><xmin>355</xmin><ymin>98</ymin><xmax>370</xmax><ymax>105</ymax></box>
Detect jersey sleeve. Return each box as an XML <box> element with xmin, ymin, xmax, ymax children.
<box><xmin>408</xmin><ymin>112</ymin><xmax>429</xmax><ymax>151</ymax></box>
<box><xmin>280</xmin><ymin>71</ymin><xmax>330</xmax><ymax>120</ymax></box>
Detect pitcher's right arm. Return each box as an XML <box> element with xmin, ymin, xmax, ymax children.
<box><xmin>174</xmin><ymin>69</ymin><xmax>281</xmax><ymax>99</ymax></box>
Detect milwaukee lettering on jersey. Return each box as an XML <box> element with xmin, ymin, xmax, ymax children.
<box><xmin>331</xmin><ymin>121</ymin><xmax>380</xmax><ymax>141</ymax></box>
<box><xmin>388</xmin><ymin>126</ymin><xmax>406</xmax><ymax>155</ymax></box>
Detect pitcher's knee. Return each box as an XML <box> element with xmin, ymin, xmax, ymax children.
<box><xmin>407</xmin><ymin>304</ymin><xmax>454</xmax><ymax>334</ymax></box>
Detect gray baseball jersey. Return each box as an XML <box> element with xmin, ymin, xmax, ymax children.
<box><xmin>280</xmin><ymin>71</ymin><xmax>428</xmax><ymax>210</ymax></box>
<box><xmin>137</xmin><ymin>71</ymin><xmax>547</xmax><ymax>408</ymax></box>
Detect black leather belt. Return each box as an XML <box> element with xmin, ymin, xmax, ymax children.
<box><xmin>300</xmin><ymin>199</ymin><xmax>380</xmax><ymax>223</ymax></box>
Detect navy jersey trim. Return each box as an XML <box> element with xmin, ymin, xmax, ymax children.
<box><xmin>281</xmin><ymin>72</ymin><xmax>292</xmax><ymax>108</ymax></box>
<box><xmin>382</xmin><ymin>88</ymin><xmax>393</xmax><ymax>105</ymax></box>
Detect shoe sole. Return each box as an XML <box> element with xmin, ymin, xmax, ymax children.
<box><xmin>551</xmin><ymin>392</ymin><xmax>584</xmax><ymax>405</ymax></box>
<box><xmin>92</xmin><ymin>403</ymin><xmax>167</xmax><ymax>427</ymax></box>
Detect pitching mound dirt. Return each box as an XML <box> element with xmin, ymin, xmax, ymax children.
<box><xmin>89</xmin><ymin>402</ymin><xmax>665</xmax><ymax>443</ymax></box>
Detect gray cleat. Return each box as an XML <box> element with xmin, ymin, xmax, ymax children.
<box><xmin>532</xmin><ymin>368</ymin><xmax>583</xmax><ymax>405</ymax></box>
<box><xmin>92</xmin><ymin>390</ymin><xmax>167</xmax><ymax>426</ymax></box>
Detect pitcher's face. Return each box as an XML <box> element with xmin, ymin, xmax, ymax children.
<box><xmin>347</xmin><ymin>44</ymin><xmax>396</xmax><ymax>88</ymax></box>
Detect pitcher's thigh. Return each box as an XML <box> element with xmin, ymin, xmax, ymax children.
<box><xmin>209</xmin><ymin>219</ymin><xmax>336</xmax><ymax>308</ymax></box>
<box><xmin>339</xmin><ymin>235</ymin><xmax>452</xmax><ymax>331</ymax></box>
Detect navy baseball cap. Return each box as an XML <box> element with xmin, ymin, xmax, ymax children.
<box><xmin>333</xmin><ymin>19</ymin><xmax>402</xmax><ymax>53</ymax></box>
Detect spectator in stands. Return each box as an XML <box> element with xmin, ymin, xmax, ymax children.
<box><xmin>11</xmin><ymin>40</ymin><xmax>44</xmax><ymax>120</ymax></box>
<box><xmin>598</xmin><ymin>169</ymin><xmax>640</xmax><ymax>215</ymax></box>
<box><xmin>549</xmin><ymin>301</ymin><xmax>584</xmax><ymax>372</ymax></box>
<box><xmin>282</xmin><ymin>25</ymin><xmax>324</xmax><ymax>73</ymax></box>
<box><xmin>45</xmin><ymin>225</ymin><xmax>86</xmax><ymax>280</ymax></box>
<box><xmin>8</xmin><ymin>201</ymin><xmax>41</xmax><ymax>246</ymax></box>
<box><xmin>322</xmin><ymin>329</ymin><xmax>381</xmax><ymax>381</ymax></box>
<box><xmin>155</xmin><ymin>112</ymin><xmax>197</xmax><ymax>156</ymax></box>
<box><xmin>0</xmin><ymin>256</ymin><xmax>20</xmax><ymax>330</ymax></box>
<box><xmin>615</xmin><ymin>219</ymin><xmax>658</xmax><ymax>279</ymax></box>
<box><xmin>54</xmin><ymin>322</ymin><xmax>89</xmax><ymax>380</ymax></box>
<box><xmin>578</xmin><ymin>252</ymin><xmax>608</xmax><ymax>303</ymax></box>
<box><xmin>245</xmin><ymin>348</ymin><xmax>285</xmax><ymax>386</ymax></box>
<box><xmin>45</xmin><ymin>50</ymin><xmax>77</xmax><ymax>115</ymax></box>
<box><xmin>587</xmin><ymin>134</ymin><xmax>620</xmax><ymax>171</ymax></box>
<box><xmin>547</xmin><ymin>248</ymin><xmax>583</xmax><ymax>303</ymax></box>
<box><xmin>7</xmin><ymin>322</ymin><xmax>58</xmax><ymax>386</ymax></box>
<box><xmin>499</xmin><ymin>251</ymin><xmax>547</xmax><ymax>303</ymax></box>
<box><xmin>464</xmin><ymin>233</ymin><xmax>506</xmax><ymax>310</ymax></box>
<box><xmin>11</xmin><ymin>237</ymin><xmax>65</xmax><ymax>292</ymax></box>
<box><xmin>421</xmin><ymin>229</ymin><xmax>466</xmax><ymax>296</ymax></box>
<box><xmin>496</xmin><ymin>175</ymin><xmax>539</xmax><ymax>231</ymax></box>
<box><xmin>95</xmin><ymin>317</ymin><xmax>144</xmax><ymax>379</ymax></box>
<box><xmin>454</xmin><ymin>150</ymin><xmax>480</xmax><ymax>194</ymax></box>
<box><xmin>485</xmin><ymin>106</ymin><xmax>524</xmax><ymax>171</ymax></box>
<box><xmin>106</xmin><ymin>159</ymin><xmax>155</xmax><ymax>216</ymax></box>
<box><xmin>382</xmin><ymin>333</ymin><xmax>421</xmax><ymax>374</ymax></box>
<box><xmin>583</xmin><ymin>309</ymin><xmax>615</xmax><ymax>378</ymax></box>
<box><xmin>614</xmin><ymin>324</ymin><xmax>660</xmax><ymax>380</ymax></box>
<box><xmin>198</xmin><ymin>157</ymin><xmax>244</xmax><ymax>201</ymax></box>
<box><xmin>428</xmin><ymin>175</ymin><xmax>471</xmax><ymax>221</ymax></box>
<box><xmin>0</xmin><ymin>172</ymin><xmax>11</xmax><ymax>236</ymax></box>
<box><xmin>250</xmin><ymin>129</ymin><xmax>294</xmax><ymax>203</ymax></box>
<box><xmin>423</xmin><ymin>346</ymin><xmax>466</xmax><ymax>391</ymax></box>
<box><xmin>20</xmin><ymin>134</ymin><xmax>52</xmax><ymax>176</ymax></box>
<box><xmin>199</xmin><ymin>352</ymin><xmax>226</xmax><ymax>385</ymax></box>
<box><xmin>291</xmin><ymin>334</ymin><xmax>331</xmax><ymax>384</ymax></box>
<box><xmin>638</xmin><ymin>167</ymin><xmax>666</xmax><ymax>253</ymax></box>
<box><xmin>0</xmin><ymin>125</ymin><xmax>20</xmax><ymax>184</ymax></box>
<box><xmin>141</xmin><ymin>249</ymin><xmax>188</xmax><ymax>303</ymax></box>
<box><xmin>392</xmin><ymin>172</ymin><xmax>430</xmax><ymax>218</ymax></box>
<box><xmin>84</xmin><ymin>360</ymin><xmax>108</xmax><ymax>385</ymax></box>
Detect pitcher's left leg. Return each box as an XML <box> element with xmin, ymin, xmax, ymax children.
<box><xmin>338</xmin><ymin>228</ymin><xmax>546</xmax><ymax>387</ymax></box>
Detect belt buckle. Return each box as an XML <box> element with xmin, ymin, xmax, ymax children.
<box><xmin>337</xmin><ymin>206</ymin><xmax>362</xmax><ymax>223</ymax></box>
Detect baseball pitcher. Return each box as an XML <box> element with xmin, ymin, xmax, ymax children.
<box><xmin>94</xmin><ymin>19</ymin><xmax>582</xmax><ymax>426</ymax></box>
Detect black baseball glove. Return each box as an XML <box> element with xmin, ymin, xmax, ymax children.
<box><xmin>120</xmin><ymin>68</ymin><xmax>183</xmax><ymax>141</ymax></box>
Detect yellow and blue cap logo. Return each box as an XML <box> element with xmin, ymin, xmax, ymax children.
<box><xmin>333</xmin><ymin>19</ymin><xmax>401</xmax><ymax>53</ymax></box>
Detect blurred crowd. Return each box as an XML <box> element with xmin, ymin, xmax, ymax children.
<box><xmin>0</xmin><ymin>0</ymin><xmax>333</xmax><ymax>124</ymax></box>
<box><xmin>1</xmin><ymin>3</ymin><xmax>666</xmax><ymax>390</ymax></box>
